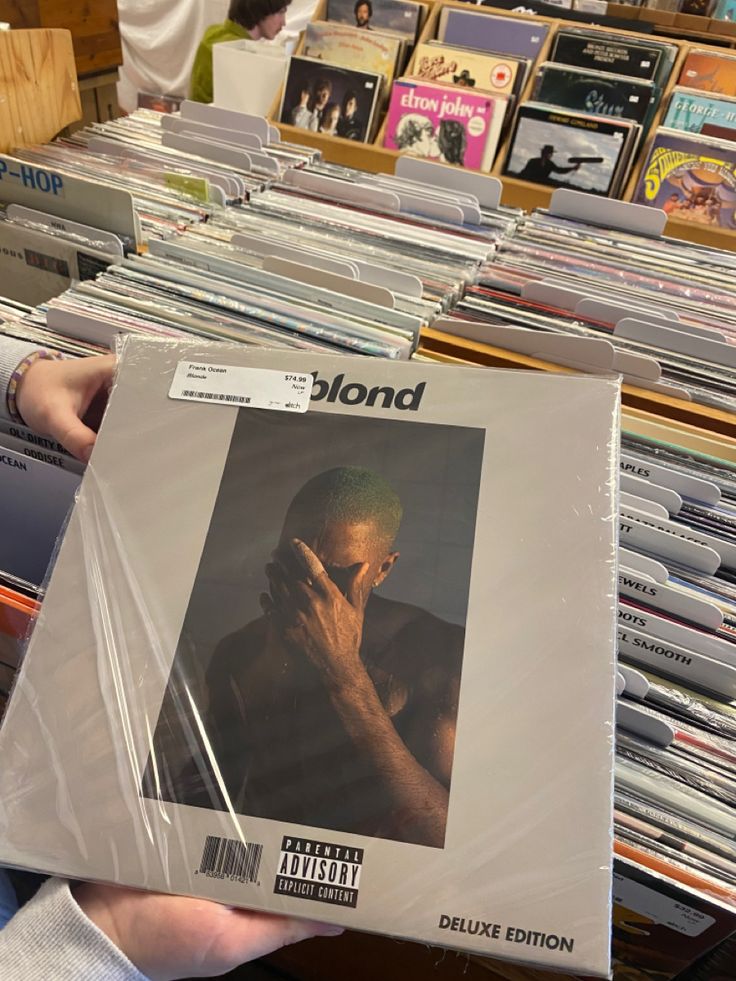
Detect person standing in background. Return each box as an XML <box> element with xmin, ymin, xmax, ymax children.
<box><xmin>190</xmin><ymin>0</ymin><xmax>292</xmax><ymax>104</ymax></box>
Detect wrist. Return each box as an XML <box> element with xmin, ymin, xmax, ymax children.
<box><xmin>9</xmin><ymin>349</ymin><xmax>63</xmax><ymax>423</ymax></box>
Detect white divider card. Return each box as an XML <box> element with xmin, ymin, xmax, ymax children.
<box><xmin>178</xmin><ymin>133</ymin><xmax>281</xmax><ymax>178</ymax></box>
<box><xmin>86</xmin><ymin>136</ymin><xmax>235</xmax><ymax>202</ymax></box>
<box><xmin>549</xmin><ymin>189</ymin><xmax>668</xmax><ymax>237</ymax></box>
<box><xmin>618</xmin><ymin>570</ymin><xmax>724</xmax><ymax>633</ymax></box>
<box><xmin>394</xmin><ymin>192</ymin><xmax>465</xmax><ymax>226</ymax></box>
<box><xmin>346</xmin><ymin>259</ymin><xmax>423</xmax><ymax>300</ymax></box>
<box><xmin>269</xmin><ymin>125</ymin><xmax>280</xmax><ymax>143</ymax></box>
<box><xmin>232</xmin><ymin>234</ymin><xmax>359</xmax><ymax>279</ymax></box>
<box><xmin>161</xmin><ymin>133</ymin><xmax>254</xmax><ymax>175</ymax></box>
<box><xmin>621</xmin><ymin>453</ymin><xmax>720</xmax><ymax>507</ymax></box>
<box><xmin>0</xmin><ymin>431</ymin><xmax>84</xmax><ymax>476</ymax></box>
<box><xmin>161</xmin><ymin>114</ymin><xmax>264</xmax><ymax>150</ymax></box>
<box><xmin>619</xmin><ymin>600</ymin><xmax>736</xmax><ymax>668</ymax></box>
<box><xmin>261</xmin><ymin>258</ymin><xmax>396</xmax><ymax>309</ymax></box>
<box><xmin>618</xmin><ymin>665</ymin><xmax>651</xmax><ymax>700</ymax></box>
<box><xmin>621</xmin><ymin>509</ymin><xmax>736</xmax><ymax>571</ymax></box>
<box><xmin>576</xmin><ymin>299</ymin><xmax>681</xmax><ymax>328</ymax></box>
<box><xmin>615</xmin><ymin>318</ymin><xmax>736</xmax><ymax>370</ymax></box>
<box><xmin>394</xmin><ymin>156</ymin><xmax>503</xmax><ymax>210</ymax></box>
<box><xmin>623</xmin><ymin>319</ymin><xmax>728</xmax><ymax>344</ymax></box>
<box><xmin>430</xmin><ymin>316</ymin><xmax>618</xmax><ymax>371</ymax></box>
<box><xmin>143</xmin><ymin>240</ymin><xmax>420</xmax><ymax>341</ymax></box>
<box><xmin>619</xmin><ymin>564</ymin><xmax>657</xmax><ymax>585</ymax></box>
<box><xmin>6</xmin><ymin>205</ymin><xmax>126</xmax><ymax>257</ymax></box>
<box><xmin>620</xmin><ymin>492</ymin><xmax>669</xmax><ymax>520</ymax></box>
<box><xmin>169</xmin><ymin>361</ymin><xmax>313</xmax><ymax>413</ymax></box>
<box><xmin>371</xmin><ymin>174</ymin><xmax>483</xmax><ymax>225</ymax></box>
<box><xmin>281</xmin><ymin>169</ymin><xmax>401</xmax><ymax>213</ymax></box>
<box><xmin>620</xmin><ymin>548</ymin><xmax>669</xmax><ymax>584</ymax></box>
<box><xmin>616</xmin><ymin>701</ymin><xmax>674</xmax><ymax>749</ymax></box>
<box><xmin>610</xmin><ymin>350</ymin><xmax>662</xmax><ymax>384</ymax></box>
<box><xmin>180</xmin><ymin>101</ymin><xmax>271</xmax><ymax>144</ymax></box>
<box><xmin>617</xmin><ymin>624</ymin><xmax>736</xmax><ymax>700</ymax></box>
<box><xmin>617</xmin><ymin>672</ymin><xmax>626</xmax><ymax>697</ymax></box>
<box><xmin>46</xmin><ymin>307</ymin><xmax>131</xmax><ymax>348</ymax></box>
<box><xmin>618</xmin><ymin>515</ymin><xmax>720</xmax><ymax>575</ymax></box>
<box><xmin>620</xmin><ymin>473</ymin><xmax>682</xmax><ymax>516</ymax></box>
<box><xmin>0</xmin><ymin>420</ymin><xmax>69</xmax><ymax>461</ymax></box>
<box><xmin>521</xmin><ymin>281</ymin><xmax>590</xmax><ymax>312</ymax></box>
<box><xmin>0</xmin><ymin>155</ymin><xmax>140</xmax><ymax>249</ymax></box>
<box><xmin>613</xmin><ymin>375</ymin><xmax>691</xmax><ymax>402</ymax></box>
<box><xmin>235</xmin><ymin>224</ymin><xmax>423</xmax><ymax>296</ymax></box>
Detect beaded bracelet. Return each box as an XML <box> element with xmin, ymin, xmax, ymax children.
<box><xmin>6</xmin><ymin>349</ymin><xmax>64</xmax><ymax>424</ymax></box>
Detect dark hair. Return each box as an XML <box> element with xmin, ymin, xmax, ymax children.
<box><xmin>286</xmin><ymin>467</ymin><xmax>403</xmax><ymax>546</ymax></box>
<box><xmin>308</xmin><ymin>77</ymin><xmax>332</xmax><ymax>112</ymax></box>
<box><xmin>341</xmin><ymin>89</ymin><xmax>358</xmax><ymax>115</ymax></box>
<box><xmin>354</xmin><ymin>0</ymin><xmax>373</xmax><ymax>14</ymax></box>
<box><xmin>437</xmin><ymin>120</ymin><xmax>466</xmax><ymax>166</ymax></box>
<box><xmin>228</xmin><ymin>0</ymin><xmax>290</xmax><ymax>30</ymax></box>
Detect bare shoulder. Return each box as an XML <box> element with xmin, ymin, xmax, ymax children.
<box><xmin>206</xmin><ymin>617</ymin><xmax>269</xmax><ymax>687</ymax></box>
<box><xmin>369</xmin><ymin>595</ymin><xmax>464</xmax><ymax>705</ymax></box>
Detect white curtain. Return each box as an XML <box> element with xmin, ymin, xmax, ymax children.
<box><xmin>117</xmin><ymin>0</ymin><xmax>318</xmax><ymax>112</ymax></box>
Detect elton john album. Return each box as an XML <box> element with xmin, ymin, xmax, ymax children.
<box><xmin>0</xmin><ymin>340</ymin><xmax>620</xmax><ymax>976</ymax></box>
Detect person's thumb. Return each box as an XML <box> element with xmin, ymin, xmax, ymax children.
<box><xmin>52</xmin><ymin>406</ymin><xmax>98</xmax><ymax>462</ymax></box>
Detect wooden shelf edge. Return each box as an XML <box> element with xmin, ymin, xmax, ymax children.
<box><xmin>420</xmin><ymin>328</ymin><xmax>736</xmax><ymax>437</ymax></box>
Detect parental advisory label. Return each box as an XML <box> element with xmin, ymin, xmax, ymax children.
<box><xmin>274</xmin><ymin>836</ymin><xmax>364</xmax><ymax>908</ymax></box>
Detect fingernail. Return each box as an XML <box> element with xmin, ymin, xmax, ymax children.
<box><xmin>316</xmin><ymin>924</ymin><xmax>344</xmax><ymax>937</ymax></box>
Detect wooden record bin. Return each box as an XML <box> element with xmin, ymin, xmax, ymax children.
<box><xmin>271</xmin><ymin>1</ymin><xmax>736</xmax><ymax>253</ymax></box>
<box><xmin>0</xmin><ymin>0</ymin><xmax>122</xmax><ymax>77</ymax></box>
<box><xmin>0</xmin><ymin>28</ymin><xmax>80</xmax><ymax>153</ymax></box>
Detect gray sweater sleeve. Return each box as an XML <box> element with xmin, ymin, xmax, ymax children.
<box><xmin>0</xmin><ymin>877</ymin><xmax>149</xmax><ymax>980</ymax></box>
<box><xmin>0</xmin><ymin>337</ymin><xmax>44</xmax><ymax>423</ymax></box>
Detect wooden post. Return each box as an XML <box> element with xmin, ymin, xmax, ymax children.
<box><xmin>0</xmin><ymin>28</ymin><xmax>81</xmax><ymax>152</ymax></box>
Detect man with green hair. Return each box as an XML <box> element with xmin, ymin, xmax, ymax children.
<box><xmin>188</xmin><ymin>466</ymin><xmax>464</xmax><ymax>849</ymax></box>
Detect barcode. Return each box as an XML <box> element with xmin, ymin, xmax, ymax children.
<box><xmin>181</xmin><ymin>390</ymin><xmax>252</xmax><ymax>404</ymax></box>
<box><xmin>199</xmin><ymin>835</ymin><xmax>263</xmax><ymax>883</ymax></box>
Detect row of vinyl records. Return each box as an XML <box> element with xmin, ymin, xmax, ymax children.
<box><xmin>267</xmin><ymin>0</ymin><xmax>736</xmax><ymax>230</ymax></box>
<box><xmin>0</xmin><ymin>104</ymin><xmax>734</xmax><ymax>980</ymax></box>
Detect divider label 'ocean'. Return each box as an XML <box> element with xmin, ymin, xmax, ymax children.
<box><xmin>274</xmin><ymin>836</ymin><xmax>364</xmax><ymax>908</ymax></box>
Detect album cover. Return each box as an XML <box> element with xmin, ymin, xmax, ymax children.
<box><xmin>634</xmin><ymin>129</ymin><xmax>736</xmax><ymax>229</ymax></box>
<box><xmin>303</xmin><ymin>21</ymin><xmax>404</xmax><ymax>90</ymax></box>
<box><xmin>713</xmin><ymin>0</ymin><xmax>736</xmax><ymax>20</ymax></box>
<box><xmin>0</xmin><ymin>340</ymin><xmax>619</xmax><ymax>976</ymax></box>
<box><xmin>279</xmin><ymin>56</ymin><xmax>383</xmax><ymax>142</ymax></box>
<box><xmin>533</xmin><ymin>63</ymin><xmax>657</xmax><ymax>126</ymax></box>
<box><xmin>412</xmin><ymin>42</ymin><xmax>520</xmax><ymax>97</ymax></box>
<box><xmin>663</xmin><ymin>87</ymin><xmax>736</xmax><ymax>134</ymax></box>
<box><xmin>326</xmin><ymin>0</ymin><xmax>425</xmax><ymax>41</ymax></box>
<box><xmin>438</xmin><ymin>8</ymin><xmax>550</xmax><ymax>60</ymax></box>
<box><xmin>383</xmin><ymin>78</ymin><xmax>506</xmax><ymax>171</ymax></box>
<box><xmin>503</xmin><ymin>103</ymin><xmax>635</xmax><ymax>196</ymax></box>
<box><xmin>550</xmin><ymin>29</ymin><xmax>666</xmax><ymax>82</ymax></box>
<box><xmin>678</xmin><ymin>50</ymin><xmax>736</xmax><ymax>97</ymax></box>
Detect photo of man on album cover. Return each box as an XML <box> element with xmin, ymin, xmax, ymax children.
<box><xmin>142</xmin><ymin>408</ymin><xmax>483</xmax><ymax>849</ymax></box>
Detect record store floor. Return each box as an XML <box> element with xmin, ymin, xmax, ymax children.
<box><xmin>183</xmin><ymin>930</ymin><xmax>510</xmax><ymax>981</ymax></box>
